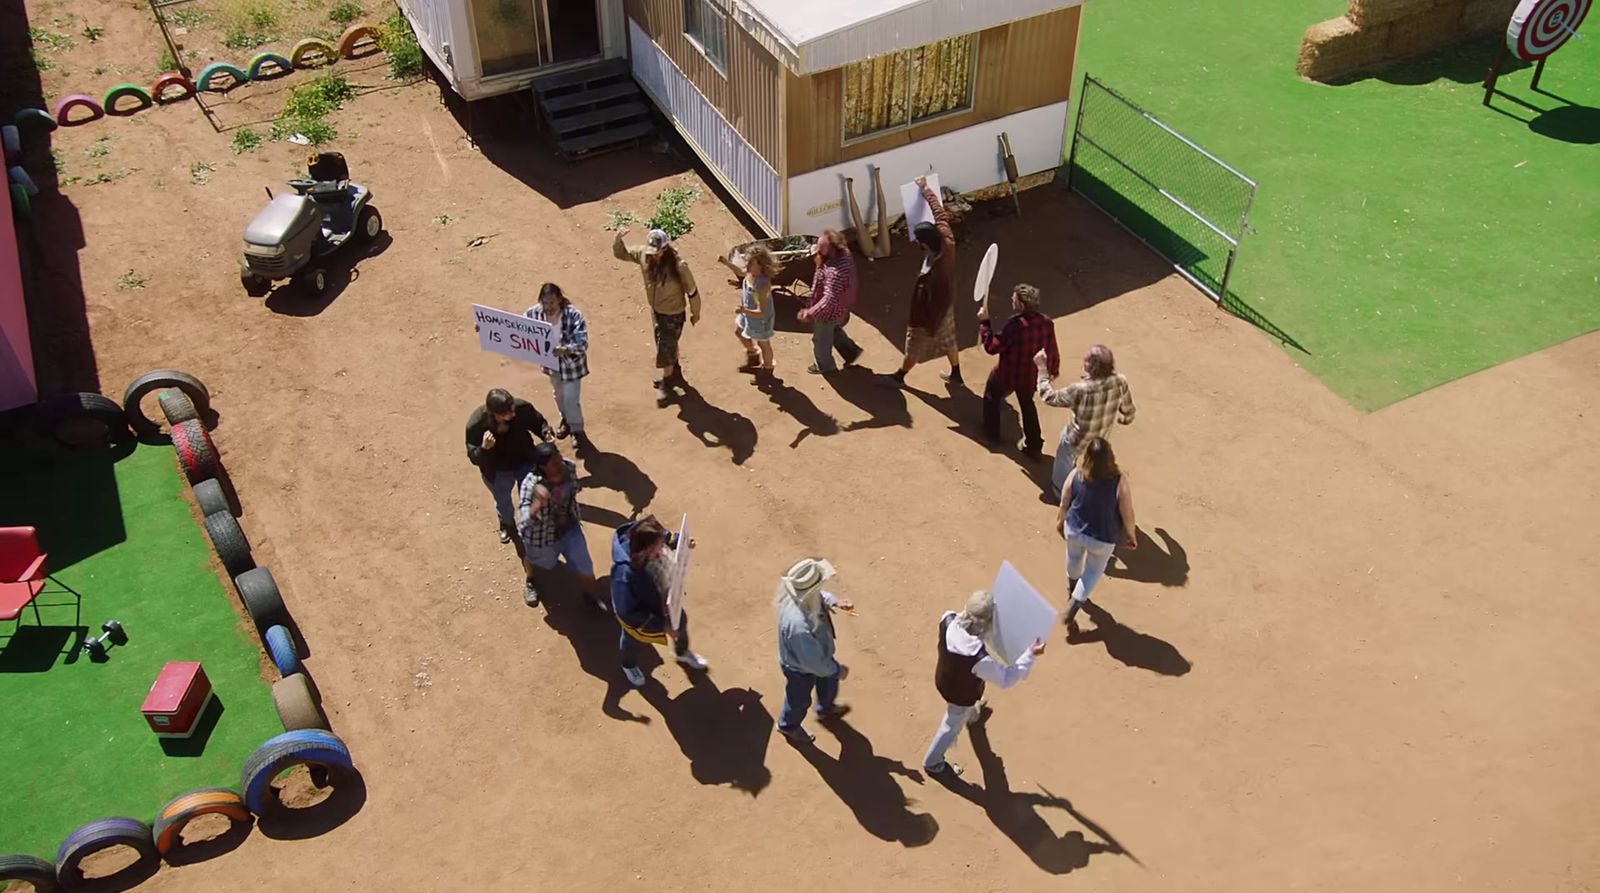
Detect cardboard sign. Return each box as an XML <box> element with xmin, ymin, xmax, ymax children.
<box><xmin>472</xmin><ymin>304</ymin><xmax>557</xmax><ymax>372</ymax></box>
<box><xmin>989</xmin><ymin>561</ymin><xmax>1058</xmax><ymax>666</ymax></box>
<box><xmin>898</xmin><ymin>173</ymin><xmax>942</xmax><ymax>238</ymax></box>
<box><xmin>667</xmin><ymin>514</ymin><xmax>691</xmax><ymax>630</ymax></box>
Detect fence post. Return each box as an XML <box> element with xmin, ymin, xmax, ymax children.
<box><xmin>1064</xmin><ymin>74</ymin><xmax>1092</xmax><ymax>193</ymax></box>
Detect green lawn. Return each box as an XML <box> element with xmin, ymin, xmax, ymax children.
<box><xmin>0</xmin><ymin>442</ymin><xmax>279</xmax><ymax>859</ymax></box>
<box><xmin>1073</xmin><ymin>0</ymin><xmax>1600</xmax><ymax>409</ymax></box>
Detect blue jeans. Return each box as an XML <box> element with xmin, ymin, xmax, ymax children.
<box><xmin>549</xmin><ymin>375</ymin><xmax>584</xmax><ymax>433</ymax></box>
<box><xmin>481</xmin><ymin>462</ymin><xmax>533</xmax><ymax>527</ymax></box>
<box><xmin>524</xmin><ymin>525</ymin><xmax>594</xmax><ymax>576</ymax></box>
<box><xmin>811</xmin><ymin>319</ymin><xmax>862</xmax><ymax>372</ymax></box>
<box><xmin>1066</xmin><ymin>531</ymin><xmax>1117</xmax><ymax>603</ymax></box>
<box><xmin>779</xmin><ymin>666</ymin><xmax>840</xmax><ymax>730</ymax></box>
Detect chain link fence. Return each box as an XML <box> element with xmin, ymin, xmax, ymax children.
<box><xmin>1066</xmin><ymin>74</ymin><xmax>1256</xmax><ymax>304</ymax></box>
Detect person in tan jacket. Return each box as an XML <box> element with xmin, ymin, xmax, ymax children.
<box><xmin>614</xmin><ymin>228</ymin><xmax>701</xmax><ymax>406</ymax></box>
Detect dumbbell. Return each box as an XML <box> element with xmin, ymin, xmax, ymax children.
<box><xmin>83</xmin><ymin>620</ymin><xmax>127</xmax><ymax>658</ymax></box>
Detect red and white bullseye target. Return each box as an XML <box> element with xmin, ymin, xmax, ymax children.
<box><xmin>1507</xmin><ymin>0</ymin><xmax>1591</xmax><ymax>61</ymax></box>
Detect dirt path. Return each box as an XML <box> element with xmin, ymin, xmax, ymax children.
<box><xmin>26</xmin><ymin>76</ymin><xmax>1600</xmax><ymax>892</ymax></box>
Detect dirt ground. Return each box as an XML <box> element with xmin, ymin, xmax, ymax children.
<box><xmin>11</xmin><ymin>13</ymin><xmax>1600</xmax><ymax>891</ymax></box>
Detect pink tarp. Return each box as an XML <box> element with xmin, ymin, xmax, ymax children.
<box><xmin>0</xmin><ymin>181</ymin><xmax>35</xmax><ymax>411</ymax></box>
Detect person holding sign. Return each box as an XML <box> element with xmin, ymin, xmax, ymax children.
<box><xmin>922</xmin><ymin>591</ymin><xmax>1045</xmax><ymax>778</ymax></box>
<box><xmin>608</xmin><ymin>515</ymin><xmax>706</xmax><ymax>688</ymax></box>
<box><xmin>517</xmin><ymin>442</ymin><xmax>603</xmax><ymax>611</ymax></box>
<box><xmin>464</xmin><ymin>388</ymin><xmax>555</xmax><ymax>544</ymax></box>
<box><xmin>613</xmin><ymin>228</ymin><xmax>701</xmax><ymax>407</ymax></box>
<box><xmin>1057</xmin><ymin>437</ymin><xmax>1138</xmax><ymax>629</ymax></box>
<box><xmin>978</xmin><ymin>283</ymin><xmax>1059</xmax><ymax>460</ymax></box>
<box><xmin>774</xmin><ymin>558</ymin><xmax>853</xmax><ymax>744</ymax></box>
<box><xmin>884</xmin><ymin>177</ymin><xmax>962</xmax><ymax>389</ymax></box>
<box><xmin>524</xmin><ymin>283</ymin><xmax>590</xmax><ymax>446</ymax></box>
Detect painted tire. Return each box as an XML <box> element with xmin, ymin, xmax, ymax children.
<box><xmin>13</xmin><ymin>107</ymin><xmax>58</xmax><ymax>134</ymax></box>
<box><xmin>194</xmin><ymin>478</ymin><xmax>230</xmax><ymax>516</ymax></box>
<box><xmin>53</xmin><ymin>94</ymin><xmax>104</xmax><ymax>126</ymax></box>
<box><xmin>9</xmin><ymin>183</ymin><xmax>28</xmax><ymax>220</ymax></box>
<box><xmin>196</xmin><ymin>62</ymin><xmax>249</xmax><ymax>92</ymax></box>
<box><xmin>264</xmin><ymin>624</ymin><xmax>302</xmax><ymax>676</ymax></box>
<box><xmin>153</xmin><ymin>71</ymin><xmax>196</xmax><ymax>104</ymax></box>
<box><xmin>153</xmin><ymin>788</ymin><xmax>250</xmax><ymax>857</ymax></box>
<box><xmin>54</xmin><ymin>817</ymin><xmax>158</xmax><ymax>886</ymax></box>
<box><xmin>103</xmin><ymin>83</ymin><xmax>154</xmax><ymax>116</ymax></box>
<box><xmin>0</xmin><ymin>853</ymin><xmax>59</xmax><ymax>891</ymax></box>
<box><xmin>172</xmin><ymin>419</ymin><xmax>220</xmax><ymax>484</ymax></box>
<box><xmin>8</xmin><ymin>165</ymin><xmax>37</xmax><ymax>197</ymax></box>
<box><xmin>272</xmin><ymin>673</ymin><xmax>327</xmax><ymax>731</ymax></box>
<box><xmin>158</xmin><ymin>387</ymin><xmax>199</xmax><ymax>426</ymax></box>
<box><xmin>289</xmin><ymin>38</ymin><xmax>338</xmax><ymax>69</ymax></box>
<box><xmin>205</xmin><ymin>512</ymin><xmax>254</xmax><ymax>577</ymax></box>
<box><xmin>39</xmin><ymin>392</ymin><xmax>131</xmax><ymax>447</ymax></box>
<box><xmin>2</xmin><ymin>125</ymin><xmax>19</xmax><ymax>162</ymax></box>
<box><xmin>337</xmin><ymin>25</ymin><xmax>379</xmax><ymax>58</ymax></box>
<box><xmin>248</xmin><ymin>52</ymin><xmax>293</xmax><ymax>80</ymax></box>
<box><xmin>240</xmin><ymin>730</ymin><xmax>354</xmax><ymax>815</ymax></box>
<box><xmin>235</xmin><ymin>566</ymin><xmax>287</xmax><ymax>630</ymax></box>
<box><xmin>123</xmin><ymin>368</ymin><xmax>211</xmax><ymax>439</ymax></box>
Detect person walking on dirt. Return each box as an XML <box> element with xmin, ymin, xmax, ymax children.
<box><xmin>884</xmin><ymin>177</ymin><xmax>962</xmax><ymax>389</ymax></box>
<box><xmin>525</xmin><ymin>282</ymin><xmax>590</xmax><ymax>448</ymax></box>
<box><xmin>797</xmin><ymin>229</ymin><xmax>864</xmax><ymax>374</ymax></box>
<box><xmin>517</xmin><ymin>442</ymin><xmax>604</xmax><ymax>611</ymax></box>
<box><xmin>1036</xmin><ymin>344</ymin><xmax>1137</xmax><ymax>499</ymax></box>
<box><xmin>978</xmin><ymin>283</ymin><xmax>1059</xmax><ymax>460</ymax></box>
<box><xmin>1057</xmin><ymin>437</ymin><xmax>1137</xmax><ymax>629</ymax></box>
<box><xmin>733</xmin><ymin>245</ymin><xmax>778</xmax><ymax>373</ymax></box>
<box><xmin>922</xmin><ymin>590</ymin><xmax>1045</xmax><ymax>778</ymax></box>
<box><xmin>465</xmin><ymin>388</ymin><xmax>555</xmax><ymax>544</ymax></box>
<box><xmin>614</xmin><ymin>228</ymin><xmax>701</xmax><ymax>406</ymax></box>
<box><xmin>609</xmin><ymin>515</ymin><xmax>707</xmax><ymax>688</ymax></box>
<box><xmin>775</xmin><ymin>557</ymin><xmax>853</xmax><ymax>744</ymax></box>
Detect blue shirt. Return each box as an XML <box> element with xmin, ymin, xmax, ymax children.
<box><xmin>776</xmin><ymin>591</ymin><xmax>839</xmax><ymax>677</ymax></box>
<box><xmin>1067</xmin><ymin>472</ymin><xmax>1123</xmax><ymax>545</ymax></box>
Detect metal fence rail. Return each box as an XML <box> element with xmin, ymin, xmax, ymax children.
<box><xmin>1066</xmin><ymin>74</ymin><xmax>1256</xmax><ymax>304</ymax></box>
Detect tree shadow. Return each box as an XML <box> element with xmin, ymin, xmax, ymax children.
<box><xmin>751</xmin><ymin>372</ymin><xmax>840</xmax><ymax>448</ymax></box>
<box><xmin>263</xmin><ymin>233</ymin><xmax>394</xmax><ymax>317</ymax></box>
<box><xmin>1106</xmin><ymin>527</ymin><xmax>1188</xmax><ymax>586</ymax></box>
<box><xmin>1068</xmin><ymin>602</ymin><xmax>1191</xmax><ymax>677</ymax></box>
<box><xmin>577</xmin><ymin>444</ymin><xmax>657</xmax><ymax>518</ymax></box>
<box><xmin>671</xmin><ymin>382</ymin><xmax>757</xmax><ymax>465</ymax></box>
<box><xmin>794</xmin><ymin>717</ymin><xmax>939</xmax><ymax>847</ymax></box>
<box><xmin>937</xmin><ymin>720</ymin><xmax>1138</xmax><ymax>875</ymax></box>
<box><xmin>637</xmin><ymin>671</ymin><xmax>774</xmax><ymax>795</ymax></box>
<box><xmin>831</xmin><ymin>366</ymin><xmax>911</xmax><ymax>432</ymax></box>
<box><xmin>541</xmin><ymin>569</ymin><xmax>652</xmax><ymax>724</ymax></box>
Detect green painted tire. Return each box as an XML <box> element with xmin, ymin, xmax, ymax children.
<box><xmin>196</xmin><ymin>62</ymin><xmax>249</xmax><ymax>92</ymax></box>
<box><xmin>103</xmin><ymin>82</ymin><xmax>154</xmax><ymax>116</ymax></box>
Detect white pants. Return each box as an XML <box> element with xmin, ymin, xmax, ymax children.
<box><xmin>550</xmin><ymin>376</ymin><xmax>584</xmax><ymax>432</ymax></box>
<box><xmin>922</xmin><ymin>702</ymin><xmax>981</xmax><ymax>769</ymax></box>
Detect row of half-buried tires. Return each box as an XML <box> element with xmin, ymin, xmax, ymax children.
<box><xmin>0</xmin><ymin>730</ymin><xmax>355</xmax><ymax>890</ymax></box>
<box><xmin>32</xmin><ymin>368</ymin><xmax>214</xmax><ymax>451</ymax></box>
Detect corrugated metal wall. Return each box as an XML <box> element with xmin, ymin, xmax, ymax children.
<box><xmin>630</xmin><ymin>20</ymin><xmax>784</xmax><ymax>232</ymax></box>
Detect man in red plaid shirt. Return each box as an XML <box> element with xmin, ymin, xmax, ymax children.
<box><xmin>978</xmin><ymin>283</ymin><xmax>1059</xmax><ymax>459</ymax></box>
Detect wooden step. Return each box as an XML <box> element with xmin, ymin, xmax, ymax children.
<box><xmin>556</xmin><ymin>119</ymin><xmax>655</xmax><ymax>157</ymax></box>
<box><xmin>531</xmin><ymin>58</ymin><xmax>629</xmax><ymax>95</ymax></box>
<box><xmin>542</xmin><ymin>80</ymin><xmax>639</xmax><ymax>113</ymax></box>
<box><xmin>550</xmin><ymin>100</ymin><xmax>648</xmax><ymax>136</ymax></box>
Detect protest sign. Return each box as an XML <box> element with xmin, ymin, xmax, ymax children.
<box><xmin>667</xmin><ymin>514</ymin><xmax>691</xmax><ymax>630</ymax></box>
<box><xmin>472</xmin><ymin>304</ymin><xmax>557</xmax><ymax>372</ymax></box>
<box><xmin>898</xmin><ymin>173</ymin><xmax>942</xmax><ymax>237</ymax></box>
<box><xmin>989</xmin><ymin>560</ymin><xmax>1057</xmax><ymax>665</ymax></box>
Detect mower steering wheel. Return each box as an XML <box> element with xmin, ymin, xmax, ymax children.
<box><xmin>287</xmin><ymin>178</ymin><xmax>316</xmax><ymax>194</ymax></box>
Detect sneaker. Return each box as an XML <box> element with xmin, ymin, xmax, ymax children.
<box><xmin>523</xmin><ymin>579</ymin><xmax>540</xmax><ymax>607</ymax></box>
<box><xmin>807</xmin><ymin>363</ymin><xmax>835</xmax><ymax>375</ymax></box>
<box><xmin>498</xmin><ymin>526</ymin><xmax>512</xmax><ymax>544</ymax></box>
<box><xmin>816</xmin><ymin>702</ymin><xmax>851</xmax><ymax>721</ymax></box>
<box><xmin>622</xmin><ymin>665</ymin><xmax>646</xmax><ymax>688</ymax></box>
<box><xmin>779</xmin><ymin>725</ymin><xmax>815</xmax><ymax>744</ymax></box>
<box><xmin>675</xmin><ymin>650</ymin><xmax>709</xmax><ymax>671</ymax></box>
<box><xmin>655</xmin><ymin>384</ymin><xmax>672</xmax><ymax>407</ymax></box>
<box><xmin>555</xmin><ymin>421</ymin><xmax>571</xmax><ymax>440</ymax></box>
<box><xmin>926</xmin><ymin>761</ymin><xmax>963</xmax><ymax>777</ymax></box>
<box><xmin>940</xmin><ymin>368</ymin><xmax>965</xmax><ymax>386</ymax></box>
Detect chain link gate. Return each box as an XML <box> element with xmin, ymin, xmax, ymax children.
<box><xmin>1066</xmin><ymin>74</ymin><xmax>1257</xmax><ymax>305</ymax></box>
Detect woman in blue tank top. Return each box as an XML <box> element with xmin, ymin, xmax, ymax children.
<box><xmin>1055</xmin><ymin>437</ymin><xmax>1137</xmax><ymax>626</ymax></box>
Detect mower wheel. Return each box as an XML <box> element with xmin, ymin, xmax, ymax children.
<box><xmin>357</xmin><ymin>205</ymin><xmax>383</xmax><ymax>243</ymax></box>
<box><xmin>294</xmin><ymin>268</ymin><xmax>326</xmax><ymax>297</ymax></box>
<box><xmin>241</xmin><ymin>268</ymin><xmax>271</xmax><ymax>297</ymax></box>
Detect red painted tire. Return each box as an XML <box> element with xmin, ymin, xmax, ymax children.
<box><xmin>152</xmin><ymin>71</ymin><xmax>196</xmax><ymax>104</ymax></box>
<box><xmin>171</xmin><ymin>419</ymin><xmax>219</xmax><ymax>484</ymax></box>
<box><xmin>153</xmin><ymin>788</ymin><xmax>250</xmax><ymax>857</ymax></box>
<box><xmin>53</xmin><ymin>93</ymin><xmax>104</xmax><ymax>126</ymax></box>
<box><xmin>337</xmin><ymin>25</ymin><xmax>379</xmax><ymax>58</ymax></box>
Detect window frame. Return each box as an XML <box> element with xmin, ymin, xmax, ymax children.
<box><xmin>683</xmin><ymin>0</ymin><xmax>730</xmax><ymax>77</ymax></box>
<box><xmin>840</xmin><ymin>35</ymin><xmax>979</xmax><ymax>146</ymax></box>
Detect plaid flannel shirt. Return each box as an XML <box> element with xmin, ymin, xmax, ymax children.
<box><xmin>806</xmin><ymin>252</ymin><xmax>858</xmax><ymax>322</ymax></box>
<box><xmin>525</xmin><ymin>303</ymin><xmax>590</xmax><ymax>381</ymax></box>
<box><xmin>518</xmin><ymin>459</ymin><xmax>581</xmax><ymax>549</ymax></box>
<box><xmin>981</xmin><ymin>311</ymin><xmax>1059</xmax><ymax>391</ymax></box>
<box><xmin>1038</xmin><ymin>372</ymin><xmax>1137</xmax><ymax>451</ymax></box>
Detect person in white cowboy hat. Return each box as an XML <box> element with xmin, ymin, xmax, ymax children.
<box><xmin>774</xmin><ymin>557</ymin><xmax>854</xmax><ymax>744</ymax></box>
<box><xmin>922</xmin><ymin>590</ymin><xmax>1045</xmax><ymax>777</ymax></box>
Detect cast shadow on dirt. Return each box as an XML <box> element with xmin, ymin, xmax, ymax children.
<box><xmin>830</xmin><ymin>366</ymin><xmax>911</xmax><ymax>432</ymax></box>
<box><xmin>791</xmin><ymin>716</ymin><xmax>939</xmax><ymax>847</ymax></box>
<box><xmin>577</xmin><ymin>443</ymin><xmax>657</xmax><ymax>518</ymax></box>
<box><xmin>751</xmin><ymin>372</ymin><xmax>840</xmax><ymax>448</ymax></box>
<box><xmin>540</xmin><ymin>578</ymin><xmax>649</xmax><ymax>724</ymax></box>
<box><xmin>257</xmin><ymin>766</ymin><xmax>368</xmax><ymax>840</ymax></box>
<box><xmin>159</xmin><ymin>813</ymin><xmax>255</xmax><ymax>867</ymax></box>
<box><xmin>263</xmin><ymin>232</ymin><xmax>394</xmax><ymax>317</ymax></box>
<box><xmin>671</xmin><ymin>382</ymin><xmax>757</xmax><ymax>465</ymax></box>
<box><xmin>936</xmin><ymin>717</ymin><xmax>1138</xmax><ymax>875</ymax></box>
<box><xmin>1068</xmin><ymin>602</ymin><xmax>1191</xmax><ymax>677</ymax></box>
<box><xmin>1107</xmin><ymin>527</ymin><xmax>1188</xmax><ymax>586</ymax></box>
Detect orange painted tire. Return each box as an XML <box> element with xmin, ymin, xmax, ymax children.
<box><xmin>153</xmin><ymin>788</ymin><xmax>250</xmax><ymax>857</ymax></box>
<box><xmin>337</xmin><ymin>25</ymin><xmax>379</xmax><ymax>58</ymax></box>
<box><xmin>152</xmin><ymin>71</ymin><xmax>196</xmax><ymax>104</ymax></box>
<box><xmin>289</xmin><ymin>38</ymin><xmax>338</xmax><ymax>69</ymax></box>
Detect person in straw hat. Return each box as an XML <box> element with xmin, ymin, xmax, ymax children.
<box><xmin>774</xmin><ymin>557</ymin><xmax>854</xmax><ymax>744</ymax></box>
<box><xmin>922</xmin><ymin>590</ymin><xmax>1045</xmax><ymax>778</ymax></box>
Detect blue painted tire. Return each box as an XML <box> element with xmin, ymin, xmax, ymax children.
<box><xmin>247</xmin><ymin>52</ymin><xmax>292</xmax><ymax>80</ymax></box>
<box><xmin>0</xmin><ymin>854</ymin><xmax>58</xmax><ymax>891</ymax></box>
<box><xmin>264</xmin><ymin>624</ymin><xmax>302</xmax><ymax>676</ymax></box>
<box><xmin>240</xmin><ymin>729</ymin><xmax>353</xmax><ymax>815</ymax></box>
<box><xmin>2</xmin><ymin>125</ymin><xmax>19</xmax><ymax>162</ymax></box>
<box><xmin>9</xmin><ymin>165</ymin><xmax>37</xmax><ymax>197</ymax></box>
<box><xmin>54</xmin><ymin>817</ymin><xmax>157</xmax><ymax>886</ymax></box>
<box><xmin>196</xmin><ymin>62</ymin><xmax>249</xmax><ymax>92</ymax></box>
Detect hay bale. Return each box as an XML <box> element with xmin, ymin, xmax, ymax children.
<box><xmin>1459</xmin><ymin>0</ymin><xmax>1517</xmax><ymax>34</ymax></box>
<box><xmin>1384</xmin><ymin>5</ymin><xmax>1466</xmax><ymax>56</ymax></box>
<box><xmin>1349</xmin><ymin>0</ymin><xmax>1439</xmax><ymax>27</ymax></box>
<box><xmin>1300</xmin><ymin>16</ymin><xmax>1388</xmax><ymax>79</ymax></box>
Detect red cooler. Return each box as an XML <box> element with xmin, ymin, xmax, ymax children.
<box><xmin>141</xmin><ymin>661</ymin><xmax>214</xmax><ymax>738</ymax></box>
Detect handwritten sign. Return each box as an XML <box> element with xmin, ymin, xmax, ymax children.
<box><xmin>667</xmin><ymin>514</ymin><xmax>691</xmax><ymax>630</ymax></box>
<box><xmin>472</xmin><ymin>304</ymin><xmax>556</xmax><ymax>371</ymax></box>
<box><xmin>898</xmin><ymin>173</ymin><xmax>942</xmax><ymax>239</ymax></box>
<box><xmin>989</xmin><ymin>561</ymin><xmax>1058</xmax><ymax>666</ymax></box>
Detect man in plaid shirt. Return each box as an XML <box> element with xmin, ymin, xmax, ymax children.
<box><xmin>797</xmin><ymin>229</ymin><xmax>864</xmax><ymax>374</ymax></box>
<box><xmin>1036</xmin><ymin>344</ymin><xmax>1137</xmax><ymax>498</ymax></box>
<box><xmin>978</xmin><ymin>283</ymin><xmax>1059</xmax><ymax>459</ymax></box>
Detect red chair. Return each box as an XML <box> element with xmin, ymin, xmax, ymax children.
<box><xmin>0</xmin><ymin>526</ymin><xmax>82</xmax><ymax>632</ymax></box>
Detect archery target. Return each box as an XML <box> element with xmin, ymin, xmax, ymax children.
<box><xmin>1507</xmin><ymin>0</ymin><xmax>1591</xmax><ymax>61</ymax></box>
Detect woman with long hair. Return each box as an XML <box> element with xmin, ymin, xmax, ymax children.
<box><xmin>1056</xmin><ymin>436</ymin><xmax>1137</xmax><ymax>627</ymax></box>
<box><xmin>733</xmin><ymin>245</ymin><xmax>779</xmax><ymax>372</ymax></box>
<box><xmin>525</xmin><ymin>282</ymin><xmax>590</xmax><ymax>446</ymax></box>
<box><xmin>613</xmin><ymin>227</ymin><xmax>701</xmax><ymax>406</ymax></box>
<box><xmin>608</xmin><ymin>514</ymin><xmax>706</xmax><ymax>688</ymax></box>
<box><xmin>797</xmin><ymin>229</ymin><xmax>864</xmax><ymax>374</ymax></box>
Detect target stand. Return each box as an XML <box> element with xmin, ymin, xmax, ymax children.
<box><xmin>1485</xmin><ymin>0</ymin><xmax>1591</xmax><ymax>105</ymax></box>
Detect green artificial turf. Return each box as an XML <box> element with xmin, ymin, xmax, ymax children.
<box><xmin>0</xmin><ymin>442</ymin><xmax>279</xmax><ymax>859</ymax></box>
<box><xmin>1072</xmin><ymin>0</ymin><xmax>1600</xmax><ymax>409</ymax></box>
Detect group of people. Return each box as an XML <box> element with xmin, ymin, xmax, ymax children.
<box><xmin>462</xmin><ymin>174</ymin><xmax>1149</xmax><ymax>777</ymax></box>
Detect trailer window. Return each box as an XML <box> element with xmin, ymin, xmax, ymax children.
<box><xmin>684</xmin><ymin>0</ymin><xmax>729</xmax><ymax>76</ymax></box>
<box><xmin>843</xmin><ymin>35</ymin><xmax>976</xmax><ymax>142</ymax></box>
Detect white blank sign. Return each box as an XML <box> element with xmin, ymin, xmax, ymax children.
<box><xmin>989</xmin><ymin>561</ymin><xmax>1058</xmax><ymax>665</ymax></box>
<box><xmin>898</xmin><ymin>174</ymin><xmax>941</xmax><ymax>238</ymax></box>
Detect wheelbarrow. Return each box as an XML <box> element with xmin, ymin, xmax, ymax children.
<box><xmin>720</xmin><ymin>235</ymin><xmax>819</xmax><ymax>287</ymax></box>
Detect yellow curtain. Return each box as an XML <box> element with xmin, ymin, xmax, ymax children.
<box><xmin>843</xmin><ymin>34</ymin><xmax>974</xmax><ymax>140</ymax></box>
<box><xmin>909</xmin><ymin>35</ymin><xmax>974</xmax><ymax>121</ymax></box>
<box><xmin>843</xmin><ymin>53</ymin><xmax>908</xmax><ymax>139</ymax></box>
